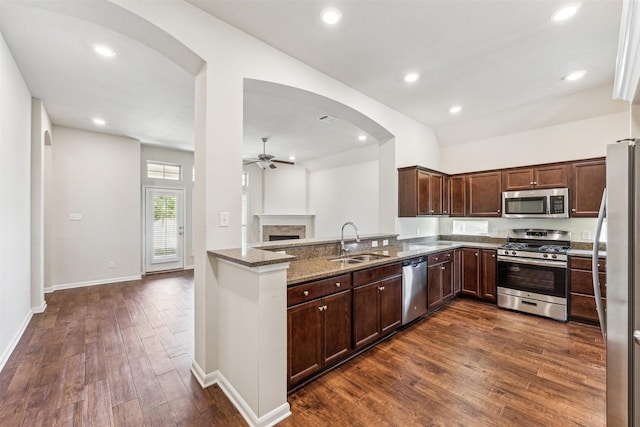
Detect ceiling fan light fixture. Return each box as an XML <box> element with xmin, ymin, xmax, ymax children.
<box><xmin>257</xmin><ymin>160</ymin><xmax>270</xmax><ymax>170</ymax></box>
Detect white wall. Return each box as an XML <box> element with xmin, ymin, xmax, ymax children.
<box><xmin>0</xmin><ymin>32</ymin><xmax>32</xmax><ymax>371</ymax></box>
<box><xmin>440</xmin><ymin>111</ymin><xmax>628</xmax><ymax>174</ymax></box>
<box><xmin>30</xmin><ymin>98</ymin><xmax>51</xmax><ymax>312</ymax></box>
<box><xmin>264</xmin><ymin>165</ymin><xmax>306</xmax><ymax>213</ymax></box>
<box><xmin>50</xmin><ymin>126</ymin><xmax>141</xmax><ymax>289</ymax></box>
<box><xmin>141</xmin><ymin>144</ymin><xmax>195</xmax><ymax>268</ymax></box>
<box><xmin>309</xmin><ymin>160</ymin><xmax>379</xmax><ymax>238</ymax></box>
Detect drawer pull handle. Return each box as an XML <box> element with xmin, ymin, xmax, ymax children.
<box><xmin>378</xmin><ymin>286</ymin><xmax>385</xmax><ymax>291</ymax></box>
<box><xmin>441</xmin><ymin>266</ymin><xmax>445</xmax><ymax>270</ymax></box>
<box><xmin>319</xmin><ymin>306</ymin><xmax>324</xmax><ymax>311</ymax></box>
<box><xmin>335</xmin><ymin>282</ymin><xmax>341</xmax><ymax>287</ymax></box>
<box><xmin>522</xmin><ymin>300</ymin><xmax>537</xmax><ymax>307</ymax></box>
<box><xmin>303</xmin><ymin>291</ymin><xmax>309</xmax><ymax>296</ymax></box>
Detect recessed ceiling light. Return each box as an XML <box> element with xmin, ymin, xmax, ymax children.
<box><xmin>289</xmin><ymin>156</ymin><xmax>296</xmax><ymax>161</ymax></box>
<box><xmin>358</xmin><ymin>135</ymin><xmax>367</xmax><ymax>141</ymax></box>
<box><xmin>321</xmin><ymin>7</ymin><xmax>342</xmax><ymax>25</ymax></box>
<box><xmin>551</xmin><ymin>4</ymin><xmax>580</xmax><ymax>22</ymax></box>
<box><xmin>449</xmin><ymin>105</ymin><xmax>462</xmax><ymax>114</ymax></box>
<box><xmin>93</xmin><ymin>44</ymin><xmax>116</xmax><ymax>57</ymax></box>
<box><xmin>93</xmin><ymin>118</ymin><xmax>106</xmax><ymax>126</ymax></box>
<box><xmin>404</xmin><ymin>72</ymin><xmax>420</xmax><ymax>83</ymax></box>
<box><xmin>563</xmin><ymin>70</ymin><xmax>586</xmax><ymax>81</ymax></box>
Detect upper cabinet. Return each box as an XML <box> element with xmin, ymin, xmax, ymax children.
<box><xmin>465</xmin><ymin>171</ymin><xmax>502</xmax><ymax>217</ymax></box>
<box><xmin>502</xmin><ymin>164</ymin><xmax>568</xmax><ymax>191</ymax></box>
<box><xmin>570</xmin><ymin>159</ymin><xmax>606</xmax><ymax>217</ymax></box>
<box><xmin>398</xmin><ymin>167</ymin><xmax>445</xmax><ymax>217</ymax></box>
<box><xmin>448</xmin><ymin>176</ymin><xmax>466</xmax><ymax>217</ymax></box>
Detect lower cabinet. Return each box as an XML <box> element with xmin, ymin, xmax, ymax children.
<box><xmin>461</xmin><ymin>248</ymin><xmax>497</xmax><ymax>301</ymax></box>
<box><xmin>287</xmin><ymin>275</ymin><xmax>352</xmax><ymax>386</ymax></box>
<box><xmin>353</xmin><ymin>263</ymin><xmax>403</xmax><ymax>349</ymax></box>
<box><xmin>569</xmin><ymin>256</ymin><xmax>606</xmax><ymax>324</ymax></box>
<box><xmin>427</xmin><ymin>251</ymin><xmax>454</xmax><ymax>310</ymax></box>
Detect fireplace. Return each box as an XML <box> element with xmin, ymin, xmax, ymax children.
<box><xmin>263</xmin><ymin>225</ymin><xmax>306</xmax><ymax>242</ymax></box>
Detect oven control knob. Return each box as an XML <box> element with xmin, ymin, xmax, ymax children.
<box><xmin>543</xmin><ymin>254</ymin><xmax>548</xmax><ymax>258</ymax></box>
<box><xmin>552</xmin><ymin>254</ymin><xmax>557</xmax><ymax>259</ymax></box>
<box><xmin>511</xmin><ymin>251</ymin><xmax>516</xmax><ymax>255</ymax></box>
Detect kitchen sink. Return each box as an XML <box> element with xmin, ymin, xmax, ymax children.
<box><xmin>330</xmin><ymin>253</ymin><xmax>390</xmax><ymax>264</ymax></box>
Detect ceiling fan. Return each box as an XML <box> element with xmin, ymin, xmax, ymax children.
<box><xmin>243</xmin><ymin>137</ymin><xmax>295</xmax><ymax>170</ymax></box>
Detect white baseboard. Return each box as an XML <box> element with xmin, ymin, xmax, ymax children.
<box><xmin>32</xmin><ymin>301</ymin><xmax>47</xmax><ymax>314</ymax></box>
<box><xmin>44</xmin><ymin>286</ymin><xmax>53</xmax><ymax>294</ymax></box>
<box><xmin>190</xmin><ymin>360</ymin><xmax>291</xmax><ymax>427</ymax></box>
<box><xmin>184</xmin><ymin>264</ymin><xmax>195</xmax><ymax>270</ymax></box>
<box><xmin>49</xmin><ymin>275</ymin><xmax>142</xmax><ymax>292</ymax></box>
<box><xmin>0</xmin><ymin>309</ymin><xmax>33</xmax><ymax>373</ymax></box>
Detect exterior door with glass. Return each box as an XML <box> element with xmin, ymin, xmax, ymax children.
<box><xmin>145</xmin><ymin>188</ymin><xmax>184</xmax><ymax>273</ymax></box>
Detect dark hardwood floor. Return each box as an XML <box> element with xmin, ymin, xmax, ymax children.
<box><xmin>0</xmin><ymin>272</ymin><xmax>605</xmax><ymax>426</ymax></box>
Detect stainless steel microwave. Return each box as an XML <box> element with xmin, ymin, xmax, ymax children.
<box><xmin>502</xmin><ymin>188</ymin><xmax>569</xmax><ymax>218</ymax></box>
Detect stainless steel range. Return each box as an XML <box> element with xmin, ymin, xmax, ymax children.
<box><xmin>497</xmin><ymin>229</ymin><xmax>570</xmax><ymax>322</ymax></box>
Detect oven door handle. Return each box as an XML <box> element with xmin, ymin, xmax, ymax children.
<box><xmin>497</xmin><ymin>255</ymin><xmax>566</xmax><ymax>268</ymax></box>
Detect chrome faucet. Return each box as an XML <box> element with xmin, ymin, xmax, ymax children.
<box><xmin>340</xmin><ymin>222</ymin><xmax>360</xmax><ymax>255</ymax></box>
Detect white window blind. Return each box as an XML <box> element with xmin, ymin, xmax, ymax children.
<box><xmin>147</xmin><ymin>161</ymin><xmax>181</xmax><ymax>181</ymax></box>
<box><xmin>153</xmin><ymin>195</ymin><xmax>178</xmax><ymax>261</ymax></box>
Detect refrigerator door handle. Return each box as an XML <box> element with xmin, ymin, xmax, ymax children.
<box><xmin>592</xmin><ymin>188</ymin><xmax>607</xmax><ymax>340</ymax></box>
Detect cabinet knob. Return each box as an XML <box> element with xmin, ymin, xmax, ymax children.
<box><xmin>497</xmin><ymin>209</ymin><xmax>501</xmax><ymax>213</ymax></box>
<box><xmin>324</xmin><ymin>305</ymin><xmax>328</xmax><ymax>310</ymax></box>
<box><xmin>572</xmin><ymin>208</ymin><xmax>576</xmax><ymax>212</ymax></box>
<box><xmin>303</xmin><ymin>291</ymin><xmax>309</xmax><ymax>296</ymax></box>
<box><xmin>533</xmin><ymin>181</ymin><xmax>537</xmax><ymax>185</ymax></box>
<box><xmin>434</xmin><ymin>257</ymin><xmax>439</xmax><ymax>261</ymax></box>
<box><xmin>530</xmin><ymin>181</ymin><xmax>534</xmax><ymax>185</ymax></box>
<box><xmin>431</xmin><ymin>209</ymin><xmax>434</xmax><ymax>213</ymax></box>
<box><xmin>441</xmin><ymin>266</ymin><xmax>445</xmax><ymax>270</ymax></box>
<box><xmin>492</xmin><ymin>254</ymin><xmax>495</xmax><ymax>258</ymax></box>
<box><xmin>475</xmin><ymin>253</ymin><xmax>478</xmax><ymax>257</ymax></box>
<box><xmin>378</xmin><ymin>286</ymin><xmax>385</xmax><ymax>291</ymax></box>
<box><xmin>318</xmin><ymin>306</ymin><xmax>324</xmax><ymax>311</ymax></box>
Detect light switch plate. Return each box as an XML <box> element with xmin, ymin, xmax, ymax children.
<box><xmin>371</xmin><ymin>241</ymin><xmax>378</xmax><ymax>247</ymax></box>
<box><xmin>219</xmin><ymin>211</ymin><xmax>230</xmax><ymax>227</ymax></box>
<box><xmin>581</xmin><ymin>230</ymin><xmax>591</xmax><ymax>240</ymax></box>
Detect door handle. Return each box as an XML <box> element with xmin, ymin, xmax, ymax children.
<box><xmin>634</xmin><ymin>330</ymin><xmax>640</xmax><ymax>345</ymax></box>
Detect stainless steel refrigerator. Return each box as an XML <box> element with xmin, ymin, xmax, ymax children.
<box><xmin>593</xmin><ymin>139</ymin><xmax>640</xmax><ymax>425</ymax></box>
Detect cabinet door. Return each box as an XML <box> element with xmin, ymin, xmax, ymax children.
<box><xmin>466</xmin><ymin>172</ymin><xmax>502</xmax><ymax>217</ymax></box>
<box><xmin>481</xmin><ymin>250</ymin><xmax>497</xmax><ymax>301</ymax></box>
<box><xmin>442</xmin><ymin>260</ymin><xmax>454</xmax><ymax>300</ymax></box>
<box><xmin>534</xmin><ymin>164</ymin><xmax>568</xmax><ymax>188</ymax></box>
<box><xmin>570</xmin><ymin>159</ymin><xmax>606</xmax><ymax>217</ymax></box>
<box><xmin>427</xmin><ymin>264</ymin><xmax>443</xmax><ymax>310</ymax></box>
<box><xmin>417</xmin><ymin>170</ymin><xmax>431</xmax><ymax>216</ymax></box>
<box><xmin>398</xmin><ymin>168</ymin><xmax>418</xmax><ymax>217</ymax></box>
<box><xmin>379</xmin><ymin>276</ymin><xmax>402</xmax><ymax>335</ymax></box>
<box><xmin>453</xmin><ymin>249</ymin><xmax>462</xmax><ymax>295</ymax></box>
<box><xmin>288</xmin><ymin>300</ymin><xmax>322</xmax><ymax>385</ymax></box>
<box><xmin>322</xmin><ymin>290</ymin><xmax>352</xmax><ymax>366</ymax></box>
<box><xmin>442</xmin><ymin>176</ymin><xmax>450</xmax><ymax>215</ymax></box>
<box><xmin>449</xmin><ymin>176</ymin><xmax>466</xmax><ymax>216</ymax></box>
<box><xmin>429</xmin><ymin>173</ymin><xmax>443</xmax><ymax>215</ymax></box>
<box><xmin>353</xmin><ymin>283</ymin><xmax>380</xmax><ymax>349</ymax></box>
<box><xmin>461</xmin><ymin>248</ymin><xmax>480</xmax><ymax>296</ymax></box>
<box><xmin>502</xmin><ymin>168</ymin><xmax>535</xmax><ymax>191</ymax></box>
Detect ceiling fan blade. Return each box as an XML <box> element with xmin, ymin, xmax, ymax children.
<box><xmin>272</xmin><ymin>159</ymin><xmax>295</xmax><ymax>165</ymax></box>
<box><xmin>243</xmin><ymin>159</ymin><xmax>259</xmax><ymax>165</ymax></box>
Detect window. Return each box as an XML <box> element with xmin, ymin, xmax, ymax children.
<box><xmin>242</xmin><ymin>172</ymin><xmax>249</xmax><ymax>189</ymax></box>
<box><xmin>452</xmin><ymin>220</ymin><xmax>489</xmax><ymax>235</ymax></box>
<box><xmin>147</xmin><ymin>161</ymin><xmax>181</xmax><ymax>181</ymax></box>
<box><xmin>241</xmin><ymin>194</ymin><xmax>248</xmax><ymax>245</ymax></box>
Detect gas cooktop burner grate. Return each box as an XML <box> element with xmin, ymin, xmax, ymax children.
<box><xmin>537</xmin><ymin>245</ymin><xmax>570</xmax><ymax>253</ymax></box>
<box><xmin>502</xmin><ymin>243</ymin><xmax>529</xmax><ymax>250</ymax></box>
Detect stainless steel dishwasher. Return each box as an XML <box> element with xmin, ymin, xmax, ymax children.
<box><xmin>402</xmin><ymin>256</ymin><xmax>427</xmax><ymax>324</ymax></box>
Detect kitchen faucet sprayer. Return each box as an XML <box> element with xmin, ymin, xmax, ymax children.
<box><xmin>340</xmin><ymin>222</ymin><xmax>360</xmax><ymax>254</ymax></box>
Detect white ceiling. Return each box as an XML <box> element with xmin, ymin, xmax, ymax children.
<box><xmin>0</xmin><ymin>0</ymin><xmax>628</xmax><ymax>165</ymax></box>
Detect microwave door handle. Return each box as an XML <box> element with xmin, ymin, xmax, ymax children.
<box><xmin>592</xmin><ymin>188</ymin><xmax>606</xmax><ymax>340</ymax></box>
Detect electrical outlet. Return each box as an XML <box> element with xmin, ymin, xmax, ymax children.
<box><xmin>69</xmin><ymin>213</ymin><xmax>82</xmax><ymax>221</ymax></box>
<box><xmin>581</xmin><ymin>230</ymin><xmax>591</xmax><ymax>240</ymax></box>
<box><xmin>371</xmin><ymin>241</ymin><xmax>378</xmax><ymax>247</ymax></box>
<box><xmin>108</xmin><ymin>261</ymin><xmax>115</xmax><ymax>269</ymax></box>
<box><xmin>416</xmin><ymin>228</ymin><xmax>421</xmax><ymax>235</ymax></box>
<box><xmin>382</xmin><ymin>239</ymin><xmax>389</xmax><ymax>246</ymax></box>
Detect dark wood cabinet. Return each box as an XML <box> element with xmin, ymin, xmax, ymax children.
<box><xmin>353</xmin><ymin>263</ymin><xmax>402</xmax><ymax>349</ymax></box>
<box><xmin>427</xmin><ymin>251</ymin><xmax>454</xmax><ymax>310</ymax></box>
<box><xmin>569</xmin><ymin>256</ymin><xmax>606</xmax><ymax>324</ymax></box>
<box><xmin>461</xmin><ymin>248</ymin><xmax>480</xmax><ymax>296</ymax></box>
<box><xmin>442</xmin><ymin>176</ymin><xmax>450</xmax><ymax>216</ymax></box>
<box><xmin>502</xmin><ymin>164</ymin><xmax>568</xmax><ymax>191</ymax></box>
<box><xmin>287</xmin><ymin>274</ymin><xmax>352</xmax><ymax>386</ymax></box>
<box><xmin>460</xmin><ymin>248</ymin><xmax>496</xmax><ymax>301</ymax></box>
<box><xmin>570</xmin><ymin>159</ymin><xmax>606</xmax><ymax>217</ymax></box>
<box><xmin>398</xmin><ymin>166</ymin><xmax>446</xmax><ymax>217</ymax></box>
<box><xmin>465</xmin><ymin>171</ymin><xmax>502</xmax><ymax>217</ymax></box>
<box><xmin>453</xmin><ymin>249</ymin><xmax>462</xmax><ymax>295</ymax></box>
<box><xmin>480</xmin><ymin>250</ymin><xmax>497</xmax><ymax>301</ymax></box>
<box><xmin>449</xmin><ymin>176</ymin><xmax>466</xmax><ymax>217</ymax></box>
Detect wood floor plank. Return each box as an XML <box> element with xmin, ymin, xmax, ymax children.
<box><xmin>112</xmin><ymin>398</ymin><xmax>144</xmax><ymax>427</ymax></box>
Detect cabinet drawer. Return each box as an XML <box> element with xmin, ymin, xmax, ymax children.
<box><xmin>569</xmin><ymin>257</ymin><xmax>605</xmax><ymax>272</ymax></box>
<box><xmin>428</xmin><ymin>250</ymin><xmax>453</xmax><ymax>266</ymax></box>
<box><xmin>570</xmin><ymin>293</ymin><xmax>606</xmax><ymax>322</ymax></box>
<box><xmin>353</xmin><ymin>263</ymin><xmax>402</xmax><ymax>287</ymax></box>
<box><xmin>570</xmin><ymin>269</ymin><xmax>606</xmax><ymax>297</ymax></box>
<box><xmin>288</xmin><ymin>274</ymin><xmax>351</xmax><ymax>306</ymax></box>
